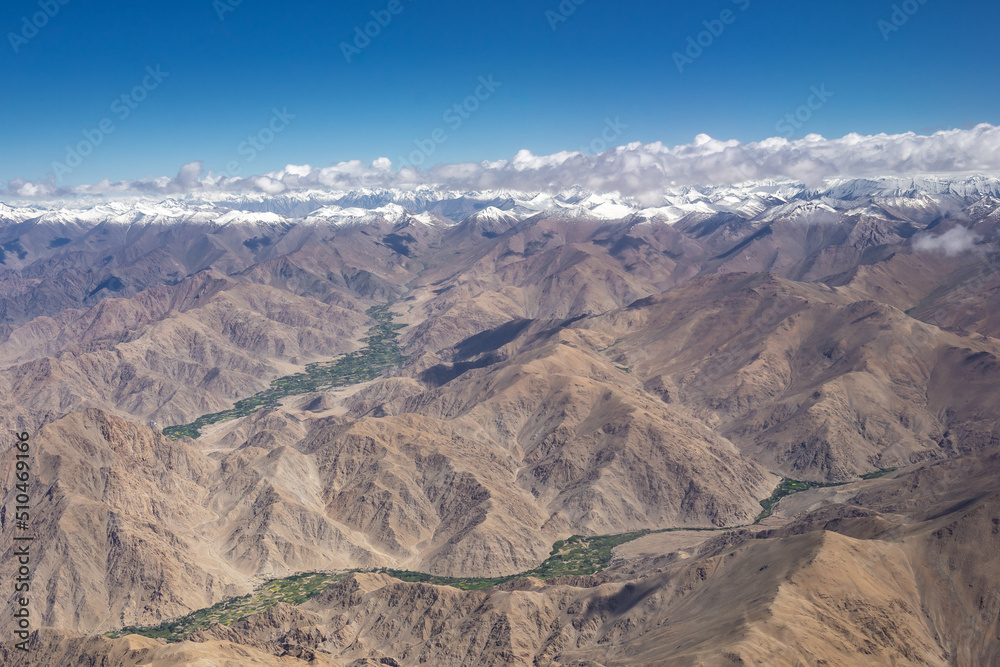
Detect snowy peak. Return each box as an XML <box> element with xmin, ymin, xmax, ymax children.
<box><xmin>466</xmin><ymin>206</ymin><xmax>520</xmax><ymax>225</ymax></box>
<box><xmin>303</xmin><ymin>203</ymin><xmax>411</xmax><ymax>227</ymax></box>
<box><xmin>3</xmin><ymin>175</ymin><xmax>1000</xmax><ymax>232</ymax></box>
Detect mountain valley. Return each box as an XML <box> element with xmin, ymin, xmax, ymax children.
<box><xmin>3</xmin><ymin>177</ymin><xmax>1000</xmax><ymax>665</ymax></box>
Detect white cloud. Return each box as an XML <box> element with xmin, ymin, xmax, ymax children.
<box><xmin>914</xmin><ymin>226</ymin><xmax>982</xmax><ymax>256</ymax></box>
<box><xmin>7</xmin><ymin>124</ymin><xmax>1000</xmax><ymax>200</ymax></box>
<box><xmin>252</xmin><ymin>176</ymin><xmax>287</xmax><ymax>195</ymax></box>
<box><xmin>175</xmin><ymin>161</ymin><xmax>203</xmax><ymax>191</ymax></box>
<box><xmin>6</xmin><ymin>178</ymin><xmax>53</xmax><ymax>198</ymax></box>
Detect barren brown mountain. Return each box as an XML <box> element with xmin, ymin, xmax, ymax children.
<box><xmin>3</xmin><ymin>181</ymin><xmax>1000</xmax><ymax>665</ymax></box>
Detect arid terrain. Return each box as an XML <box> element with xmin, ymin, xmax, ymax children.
<box><xmin>3</xmin><ymin>178</ymin><xmax>1000</xmax><ymax>665</ymax></box>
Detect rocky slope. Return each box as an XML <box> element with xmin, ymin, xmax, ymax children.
<box><xmin>10</xmin><ymin>453</ymin><xmax>997</xmax><ymax>666</ymax></box>
<box><xmin>3</xmin><ymin>179</ymin><xmax>1000</xmax><ymax>663</ymax></box>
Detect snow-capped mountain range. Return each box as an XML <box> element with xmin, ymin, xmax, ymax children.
<box><xmin>3</xmin><ymin>175</ymin><xmax>1000</xmax><ymax>231</ymax></box>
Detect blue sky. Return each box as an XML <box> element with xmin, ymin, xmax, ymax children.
<box><xmin>1</xmin><ymin>0</ymin><xmax>998</xmax><ymax>185</ymax></box>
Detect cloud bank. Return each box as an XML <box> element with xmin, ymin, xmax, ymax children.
<box><xmin>6</xmin><ymin>124</ymin><xmax>1000</xmax><ymax>200</ymax></box>
<box><xmin>914</xmin><ymin>226</ymin><xmax>983</xmax><ymax>256</ymax></box>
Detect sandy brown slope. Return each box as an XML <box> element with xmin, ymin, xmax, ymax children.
<box><xmin>4</xmin><ymin>196</ymin><xmax>1000</xmax><ymax>664</ymax></box>
<box><xmin>2</xmin><ymin>631</ymin><xmax>339</xmax><ymax>666</ymax></box>
<box><xmin>12</xmin><ymin>267</ymin><xmax>1000</xmax><ymax>637</ymax></box>
<box><xmin>2</xmin><ymin>199</ymin><xmax>994</xmax><ymax>434</ymax></box>
<box><xmin>0</xmin><ymin>342</ymin><xmax>774</xmax><ymax>638</ymax></box>
<box><xmin>0</xmin><ymin>213</ymin><xmax>422</xmax><ymax>328</ymax></box>
<box><xmin>0</xmin><ymin>290</ymin><xmax>782</xmax><ymax>641</ymax></box>
<box><xmin>0</xmin><ymin>410</ymin><xmax>232</xmax><ymax>636</ymax></box>
<box><xmin>576</xmin><ymin>271</ymin><xmax>1000</xmax><ymax>481</ymax></box>
<box><xmin>167</xmin><ymin>307</ymin><xmax>776</xmax><ymax>580</ymax></box>
<box><xmin>4</xmin><ymin>265</ymin><xmax>1000</xmax><ymax>653</ymax></box>
<box><xmin>244</xmin><ymin>306</ymin><xmax>777</xmax><ymax>570</ymax></box>
<box><xmin>17</xmin><ymin>453</ymin><xmax>998</xmax><ymax>666</ymax></box>
<box><xmin>0</xmin><ymin>270</ymin><xmax>369</xmax><ymax>433</ymax></box>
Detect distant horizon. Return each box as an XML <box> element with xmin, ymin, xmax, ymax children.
<box><xmin>7</xmin><ymin>171</ymin><xmax>1000</xmax><ymax>206</ymax></box>
<box><xmin>4</xmin><ymin>164</ymin><xmax>1000</xmax><ymax>219</ymax></box>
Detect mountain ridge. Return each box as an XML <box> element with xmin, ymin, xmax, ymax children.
<box><xmin>4</xmin><ymin>175</ymin><xmax>1000</xmax><ymax>664</ymax></box>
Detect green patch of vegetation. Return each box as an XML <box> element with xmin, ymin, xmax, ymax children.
<box><xmin>106</xmin><ymin>527</ymin><xmax>726</xmax><ymax>641</ymax></box>
<box><xmin>754</xmin><ymin>478</ymin><xmax>838</xmax><ymax>523</ymax></box>
<box><xmin>379</xmin><ymin>570</ymin><xmax>504</xmax><ymax>591</ymax></box>
<box><xmin>163</xmin><ymin>305</ymin><xmax>407</xmax><ymax>439</ymax></box>
<box><xmin>860</xmin><ymin>467</ymin><xmax>897</xmax><ymax>480</ymax></box>
<box><xmin>105</xmin><ymin>572</ymin><xmax>345</xmax><ymax>643</ymax></box>
<box><xmin>104</xmin><ymin>509</ymin><xmax>818</xmax><ymax>640</ymax></box>
<box><xmin>597</xmin><ymin>338</ymin><xmax>624</xmax><ymax>353</ymax></box>
<box><xmin>382</xmin><ymin>527</ymin><xmax>737</xmax><ymax>591</ymax></box>
<box><xmin>530</xmin><ymin>530</ymin><xmax>651</xmax><ymax>577</ymax></box>
<box><xmin>754</xmin><ymin>467</ymin><xmax>898</xmax><ymax>523</ymax></box>
<box><xmin>380</xmin><ymin>529</ymin><xmax>656</xmax><ymax>590</ymax></box>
